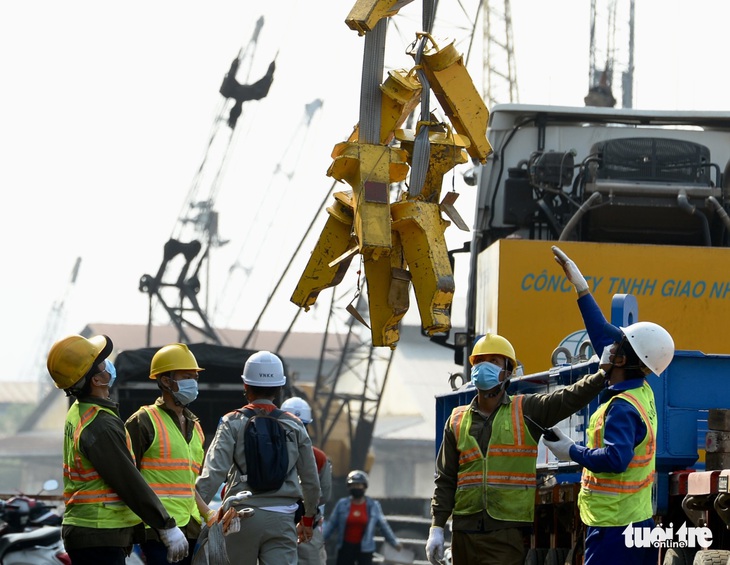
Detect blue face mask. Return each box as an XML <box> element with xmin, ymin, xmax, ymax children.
<box><xmin>173</xmin><ymin>379</ymin><xmax>199</xmax><ymax>405</ymax></box>
<box><xmin>471</xmin><ymin>362</ymin><xmax>503</xmax><ymax>391</ymax></box>
<box><xmin>104</xmin><ymin>359</ymin><xmax>117</xmax><ymax>389</ymax></box>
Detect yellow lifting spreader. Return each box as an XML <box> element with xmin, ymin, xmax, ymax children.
<box><xmin>291</xmin><ymin>1</ymin><xmax>491</xmax><ymax>348</ymax></box>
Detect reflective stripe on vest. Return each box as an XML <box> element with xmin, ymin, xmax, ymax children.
<box><xmin>578</xmin><ymin>382</ymin><xmax>657</xmax><ymax>526</ymax></box>
<box><xmin>62</xmin><ymin>401</ymin><xmax>140</xmax><ymax>528</ymax></box>
<box><xmin>451</xmin><ymin>396</ymin><xmax>538</xmax><ymax>521</ymax></box>
<box><xmin>140</xmin><ymin>405</ymin><xmax>204</xmax><ymax>526</ymax></box>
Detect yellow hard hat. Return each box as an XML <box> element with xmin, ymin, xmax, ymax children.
<box><xmin>469</xmin><ymin>333</ymin><xmax>517</xmax><ymax>368</ymax></box>
<box><xmin>47</xmin><ymin>335</ymin><xmax>112</xmax><ymax>390</ymax></box>
<box><xmin>149</xmin><ymin>343</ymin><xmax>203</xmax><ymax>379</ymax></box>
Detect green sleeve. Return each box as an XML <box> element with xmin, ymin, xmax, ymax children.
<box><xmin>521</xmin><ymin>369</ymin><xmax>606</xmax><ymax>430</ymax></box>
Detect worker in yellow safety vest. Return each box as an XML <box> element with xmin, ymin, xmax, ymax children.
<box><xmin>543</xmin><ymin>247</ymin><xmax>675</xmax><ymax>565</ymax></box>
<box><xmin>125</xmin><ymin>343</ymin><xmax>242</xmax><ymax>565</ymax></box>
<box><xmin>47</xmin><ymin>334</ymin><xmax>188</xmax><ymax>565</ymax></box>
<box><xmin>427</xmin><ymin>328</ymin><xmax>609</xmax><ymax>565</ymax></box>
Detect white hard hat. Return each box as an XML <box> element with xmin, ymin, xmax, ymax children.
<box><xmin>242</xmin><ymin>351</ymin><xmax>286</xmax><ymax>387</ymax></box>
<box><xmin>621</xmin><ymin>321</ymin><xmax>675</xmax><ymax>376</ymax></box>
<box><xmin>281</xmin><ymin>396</ymin><xmax>312</xmax><ymax>424</ymax></box>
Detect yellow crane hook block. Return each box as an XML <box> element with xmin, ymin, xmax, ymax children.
<box><xmin>391</xmin><ymin>200</ymin><xmax>454</xmax><ymax>335</ymax></box>
<box><xmin>345</xmin><ymin>0</ymin><xmax>416</xmax><ymax>36</ymax></box>
<box><xmin>327</xmin><ymin>142</ymin><xmax>409</xmax><ymax>261</ymax></box>
<box><xmin>290</xmin><ymin>191</ymin><xmax>357</xmax><ymax>311</ymax></box>
<box><xmin>410</xmin><ymin>34</ymin><xmax>492</xmax><ymax>164</ymax></box>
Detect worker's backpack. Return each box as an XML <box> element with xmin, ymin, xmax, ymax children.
<box><xmin>235</xmin><ymin>407</ymin><xmax>289</xmax><ymax>493</ymax></box>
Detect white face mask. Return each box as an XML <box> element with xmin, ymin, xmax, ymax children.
<box><xmin>172</xmin><ymin>379</ymin><xmax>199</xmax><ymax>405</ymax></box>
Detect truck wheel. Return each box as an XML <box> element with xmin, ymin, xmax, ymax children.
<box><xmin>692</xmin><ymin>549</ymin><xmax>730</xmax><ymax>565</ymax></box>
<box><xmin>663</xmin><ymin>547</ymin><xmax>695</xmax><ymax>565</ymax></box>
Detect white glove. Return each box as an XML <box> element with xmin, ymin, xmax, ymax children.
<box><xmin>552</xmin><ymin>246</ymin><xmax>589</xmax><ymax>293</ymax></box>
<box><xmin>599</xmin><ymin>345</ymin><xmax>614</xmax><ymax>367</ymax></box>
<box><xmin>543</xmin><ymin>426</ymin><xmax>576</xmax><ymax>461</ymax></box>
<box><xmin>425</xmin><ymin>526</ymin><xmax>445</xmax><ymax>565</ymax></box>
<box><xmin>159</xmin><ymin>526</ymin><xmax>189</xmax><ymax>563</ymax></box>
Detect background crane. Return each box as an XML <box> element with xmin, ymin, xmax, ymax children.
<box><xmin>585</xmin><ymin>0</ymin><xmax>635</xmax><ymax>108</ymax></box>
<box><xmin>30</xmin><ymin>257</ymin><xmax>82</xmax><ymax>400</ymax></box>
<box><xmin>138</xmin><ymin>17</ymin><xmax>275</xmax><ymax>346</ymax></box>
<box><xmin>481</xmin><ymin>0</ymin><xmax>519</xmax><ymax>105</ymax></box>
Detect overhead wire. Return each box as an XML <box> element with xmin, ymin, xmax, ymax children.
<box><xmin>241</xmin><ymin>178</ymin><xmax>340</xmax><ymax>349</ymax></box>
<box><xmin>212</xmin><ymin>100</ymin><xmax>324</xmax><ymax>328</ymax></box>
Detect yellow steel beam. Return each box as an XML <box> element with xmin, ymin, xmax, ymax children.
<box><xmin>395</xmin><ymin>126</ymin><xmax>470</xmax><ymax>202</ymax></box>
<box><xmin>345</xmin><ymin>68</ymin><xmax>422</xmax><ymax>146</ymax></box>
<box><xmin>328</xmin><ymin>142</ymin><xmax>409</xmax><ymax>261</ymax></box>
<box><xmin>345</xmin><ymin>0</ymin><xmax>414</xmax><ymax>36</ymax></box>
<box><xmin>290</xmin><ymin>191</ymin><xmax>357</xmax><ymax>310</ymax></box>
<box><xmin>391</xmin><ymin>200</ymin><xmax>454</xmax><ymax>335</ymax></box>
<box><xmin>363</xmin><ymin>231</ymin><xmax>410</xmax><ymax>347</ymax></box>
<box><xmin>411</xmin><ymin>34</ymin><xmax>492</xmax><ymax>163</ymax></box>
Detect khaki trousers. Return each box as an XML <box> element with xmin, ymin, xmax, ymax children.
<box><xmin>297</xmin><ymin>523</ymin><xmax>327</xmax><ymax>564</ymax></box>
<box><xmin>224</xmin><ymin>508</ymin><xmax>297</xmax><ymax>565</ymax></box>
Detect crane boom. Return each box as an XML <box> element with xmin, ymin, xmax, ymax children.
<box><xmin>139</xmin><ymin>18</ymin><xmax>275</xmax><ymax>345</ymax></box>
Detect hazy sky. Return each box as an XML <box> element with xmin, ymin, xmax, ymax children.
<box><xmin>2</xmin><ymin>0</ymin><xmax>728</xmax><ymax>381</ymax></box>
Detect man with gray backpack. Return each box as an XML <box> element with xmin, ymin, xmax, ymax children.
<box><xmin>196</xmin><ymin>351</ymin><xmax>321</xmax><ymax>565</ymax></box>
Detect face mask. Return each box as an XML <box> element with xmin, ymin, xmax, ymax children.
<box><xmin>349</xmin><ymin>488</ymin><xmax>365</xmax><ymax>499</ymax></box>
<box><xmin>105</xmin><ymin>359</ymin><xmax>117</xmax><ymax>389</ymax></box>
<box><xmin>173</xmin><ymin>379</ymin><xmax>199</xmax><ymax>405</ymax></box>
<box><xmin>471</xmin><ymin>362</ymin><xmax>503</xmax><ymax>391</ymax></box>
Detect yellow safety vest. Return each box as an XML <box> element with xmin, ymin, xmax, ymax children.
<box><xmin>139</xmin><ymin>405</ymin><xmax>205</xmax><ymax>528</ymax></box>
<box><xmin>63</xmin><ymin>401</ymin><xmax>141</xmax><ymax>528</ymax></box>
<box><xmin>451</xmin><ymin>396</ymin><xmax>538</xmax><ymax>521</ymax></box>
<box><xmin>578</xmin><ymin>382</ymin><xmax>657</xmax><ymax>526</ymax></box>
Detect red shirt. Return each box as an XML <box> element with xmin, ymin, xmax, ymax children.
<box><xmin>343</xmin><ymin>499</ymin><xmax>368</xmax><ymax>544</ymax></box>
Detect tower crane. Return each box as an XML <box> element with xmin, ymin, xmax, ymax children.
<box><xmin>481</xmin><ymin>0</ymin><xmax>519</xmax><ymax>105</ymax></box>
<box><xmin>585</xmin><ymin>0</ymin><xmax>635</xmax><ymax>108</ymax></box>
<box><xmin>138</xmin><ymin>17</ymin><xmax>275</xmax><ymax>346</ymax></box>
<box><xmin>30</xmin><ymin>257</ymin><xmax>81</xmax><ymax>400</ymax></box>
